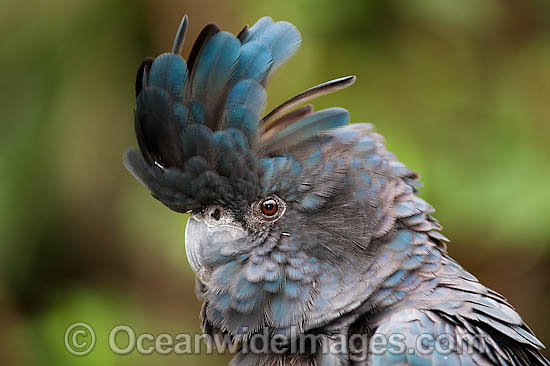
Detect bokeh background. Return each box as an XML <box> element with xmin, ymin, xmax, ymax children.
<box><xmin>1</xmin><ymin>0</ymin><xmax>549</xmax><ymax>364</ymax></box>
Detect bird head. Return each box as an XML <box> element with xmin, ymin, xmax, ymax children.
<box><xmin>125</xmin><ymin>15</ymin><xmax>442</xmax><ymax>340</ymax></box>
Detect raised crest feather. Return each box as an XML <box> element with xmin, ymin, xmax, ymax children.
<box><xmin>125</xmin><ymin>14</ymin><xmax>354</xmax><ymax>213</ymax></box>
<box><xmin>171</xmin><ymin>14</ymin><xmax>188</xmax><ymax>54</ymax></box>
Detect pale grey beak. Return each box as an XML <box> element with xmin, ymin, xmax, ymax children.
<box><xmin>184</xmin><ymin>213</ymin><xmax>246</xmax><ymax>283</ymax></box>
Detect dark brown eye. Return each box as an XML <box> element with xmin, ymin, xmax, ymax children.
<box><xmin>260</xmin><ymin>198</ymin><xmax>278</xmax><ymax>216</ymax></box>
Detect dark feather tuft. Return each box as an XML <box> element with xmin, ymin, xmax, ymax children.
<box><xmin>135</xmin><ymin>57</ymin><xmax>154</xmax><ymax>97</ymax></box>
<box><xmin>135</xmin><ymin>87</ymin><xmax>184</xmax><ymax>168</ymax></box>
<box><xmin>262</xmin><ymin>75</ymin><xmax>356</xmax><ymax>127</ymax></box>
<box><xmin>171</xmin><ymin>14</ymin><xmax>188</xmax><ymax>54</ymax></box>
<box><xmin>237</xmin><ymin>25</ymin><xmax>248</xmax><ymax>41</ymax></box>
<box><xmin>187</xmin><ymin>23</ymin><xmax>221</xmax><ymax>75</ymax></box>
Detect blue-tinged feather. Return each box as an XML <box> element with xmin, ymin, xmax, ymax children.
<box><xmin>225</xmin><ymin>79</ymin><xmax>266</xmax><ymax>116</ymax></box>
<box><xmin>351</xmin><ymin>157</ymin><xmax>364</xmax><ymax>170</ymax></box>
<box><xmin>289</xmin><ymin>160</ymin><xmax>302</xmax><ymax>177</ymax></box>
<box><xmin>264</xmin><ymin>268</ymin><xmax>282</xmax><ymax>282</ymax></box>
<box><xmin>401</xmin><ymin>254</ymin><xmax>426</xmax><ymax>270</ymax></box>
<box><xmin>209</xmin><ymin>261</ymin><xmax>238</xmax><ymax>292</ymax></box>
<box><xmin>243</xmin><ymin>17</ymin><xmax>274</xmax><ymax>42</ymax></box>
<box><xmin>270</xmin><ymin>294</ymin><xmax>297</xmax><ymax>327</ymax></box>
<box><xmin>172</xmin><ymin>103</ymin><xmax>190</xmax><ymax>127</ymax></box>
<box><xmin>285</xmin><ymin>266</ymin><xmax>305</xmax><ymax>281</ymax></box>
<box><xmin>263</xmin><ymin>107</ymin><xmax>349</xmax><ymax>154</ymax></box>
<box><xmin>355</xmin><ymin>136</ymin><xmax>377</xmax><ymax>153</ymax></box>
<box><xmin>299</xmin><ymin>194</ymin><xmax>325</xmax><ymax>212</ymax></box>
<box><xmin>187</xmin><ymin>100</ymin><xmax>205</xmax><ymax>124</ymax></box>
<box><xmin>387</xmin><ymin>230</ymin><xmax>413</xmax><ymax>251</ymax></box>
<box><xmin>190</xmin><ymin>31</ymin><xmax>240</xmax><ymax>127</ymax></box>
<box><xmin>211</xmin><ymin>130</ymin><xmax>235</xmax><ymax>152</ymax></box>
<box><xmin>233</xmin><ymin>41</ymin><xmax>273</xmax><ymax>82</ymax></box>
<box><xmin>231</xmin><ymin>294</ymin><xmax>264</xmax><ymax>314</ymax></box>
<box><xmin>243</xmin><ymin>262</ymin><xmax>266</xmax><ymax>283</ymax></box>
<box><xmin>389</xmin><ymin>160</ymin><xmax>409</xmax><ymax>177</ymax></box>
<box><xmin>184</xmin><ymin>156</ymin><xmax>208</xmax><ymax>176</ymax></box>
<box><xmin>225</xmin><ymin>108</ymin><xmax>258</xmax><ymax>141</ymax></box>
<box><xmin>383</xmin><ymin>269</ymin><xmax>408</xmax><ymax>288</ymax></box>
<box><xmin>393</xmin><ymin>200</ymin><xmax>420</xmax><ymax>218</ymax></box>
<box><xmin>302</xmin><ymin>149</ymin><xmax>322</xmax><ymax>168</ymax></box>
<box><xmin>246</xmin><ymin>20</ymin><xmax>301</xmax><ymax>72</ymax></box>
<box><xmin>231</xmin><ymin>273</ymin><xmax>261</xmax><ymax>301</ymax></box>
<box><xmin>263</xmin><ymin>278</ymin><xmax>283</xmax><ymax>293</ymax></box>
<box><xmin>148</xmin><ymin>53</ymin><xmax>188</xmax><ymax>102</ymax></box>
<box><xmin>331</xmin><ymin>127</ymin><xmax>357</xmax><ymax>143</ymax></box>
<box><xmin>211</xmin><ymin>292</ymin><xmax>231</xmax><ymax>312</ymax></box>
<box><xmin>283</xmin><ymin>279</ymin><xmax>304</xmax><ymax>299</ymax></box>
<box><xmin>259</xmin><ymin>158</ymin><xmax>277</xmax><ymax>186</ymax></box>
<box><xmin>365</xmin><ymin>153</ymin><xmax>382</xmax><ymax>170</ymax></box>
<box><xmin>180</xmin><ymin>124</ymin><xmax>212</xmax><ymax>160</ymax></box>
<box><xmin>225</xmin><ymin>129</ymin><xmax>249</xmax><ymax>153</ymax></box>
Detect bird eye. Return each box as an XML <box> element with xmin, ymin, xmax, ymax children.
<box><xmin>260</xmin><ymin>198</ymin><xmax>278</xmax><ymax>216</ymax></box>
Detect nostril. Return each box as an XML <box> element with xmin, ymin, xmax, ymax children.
<box><xmin>211</xmin><ymin>208</ymin><xmax>221</xmax><ymax>221</ymax></box>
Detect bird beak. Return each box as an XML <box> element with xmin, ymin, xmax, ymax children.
<box><xmin>184</xmin><ymin>213</ymin><xmax>246</xmax><ymax>282</ymax></box>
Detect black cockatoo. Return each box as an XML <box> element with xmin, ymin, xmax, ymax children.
<box><xmin>124</xmin><ymin>15</ymin><xmax>549</xmax><ymax>366</ymax></box>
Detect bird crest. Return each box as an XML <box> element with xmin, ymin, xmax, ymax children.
<box><xmin>124</xmin><ymin>15</ymin><xmax>355</xmax><ymax>213</ymax></box>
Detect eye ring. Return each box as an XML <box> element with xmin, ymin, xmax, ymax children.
<box><xmin>260</xmin><ymin>198</ymin><xmax>278</xmax><ymax>216</ymax></box>
<box><xmin>254</xmin><ymin>195</ymin><xmax>286</xmax><ymax>222</ymax></box>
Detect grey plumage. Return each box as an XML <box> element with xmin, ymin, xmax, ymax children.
<box><xmin>124</xmin><ymin>15</ymin><xmax>549</xmax><ymax>366</ymax></box>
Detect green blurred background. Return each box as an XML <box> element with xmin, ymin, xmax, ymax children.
<box><xmin>1</xmin><ymin>0</ymin><xmax>549</xmax><ymax>364</ymax></box>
